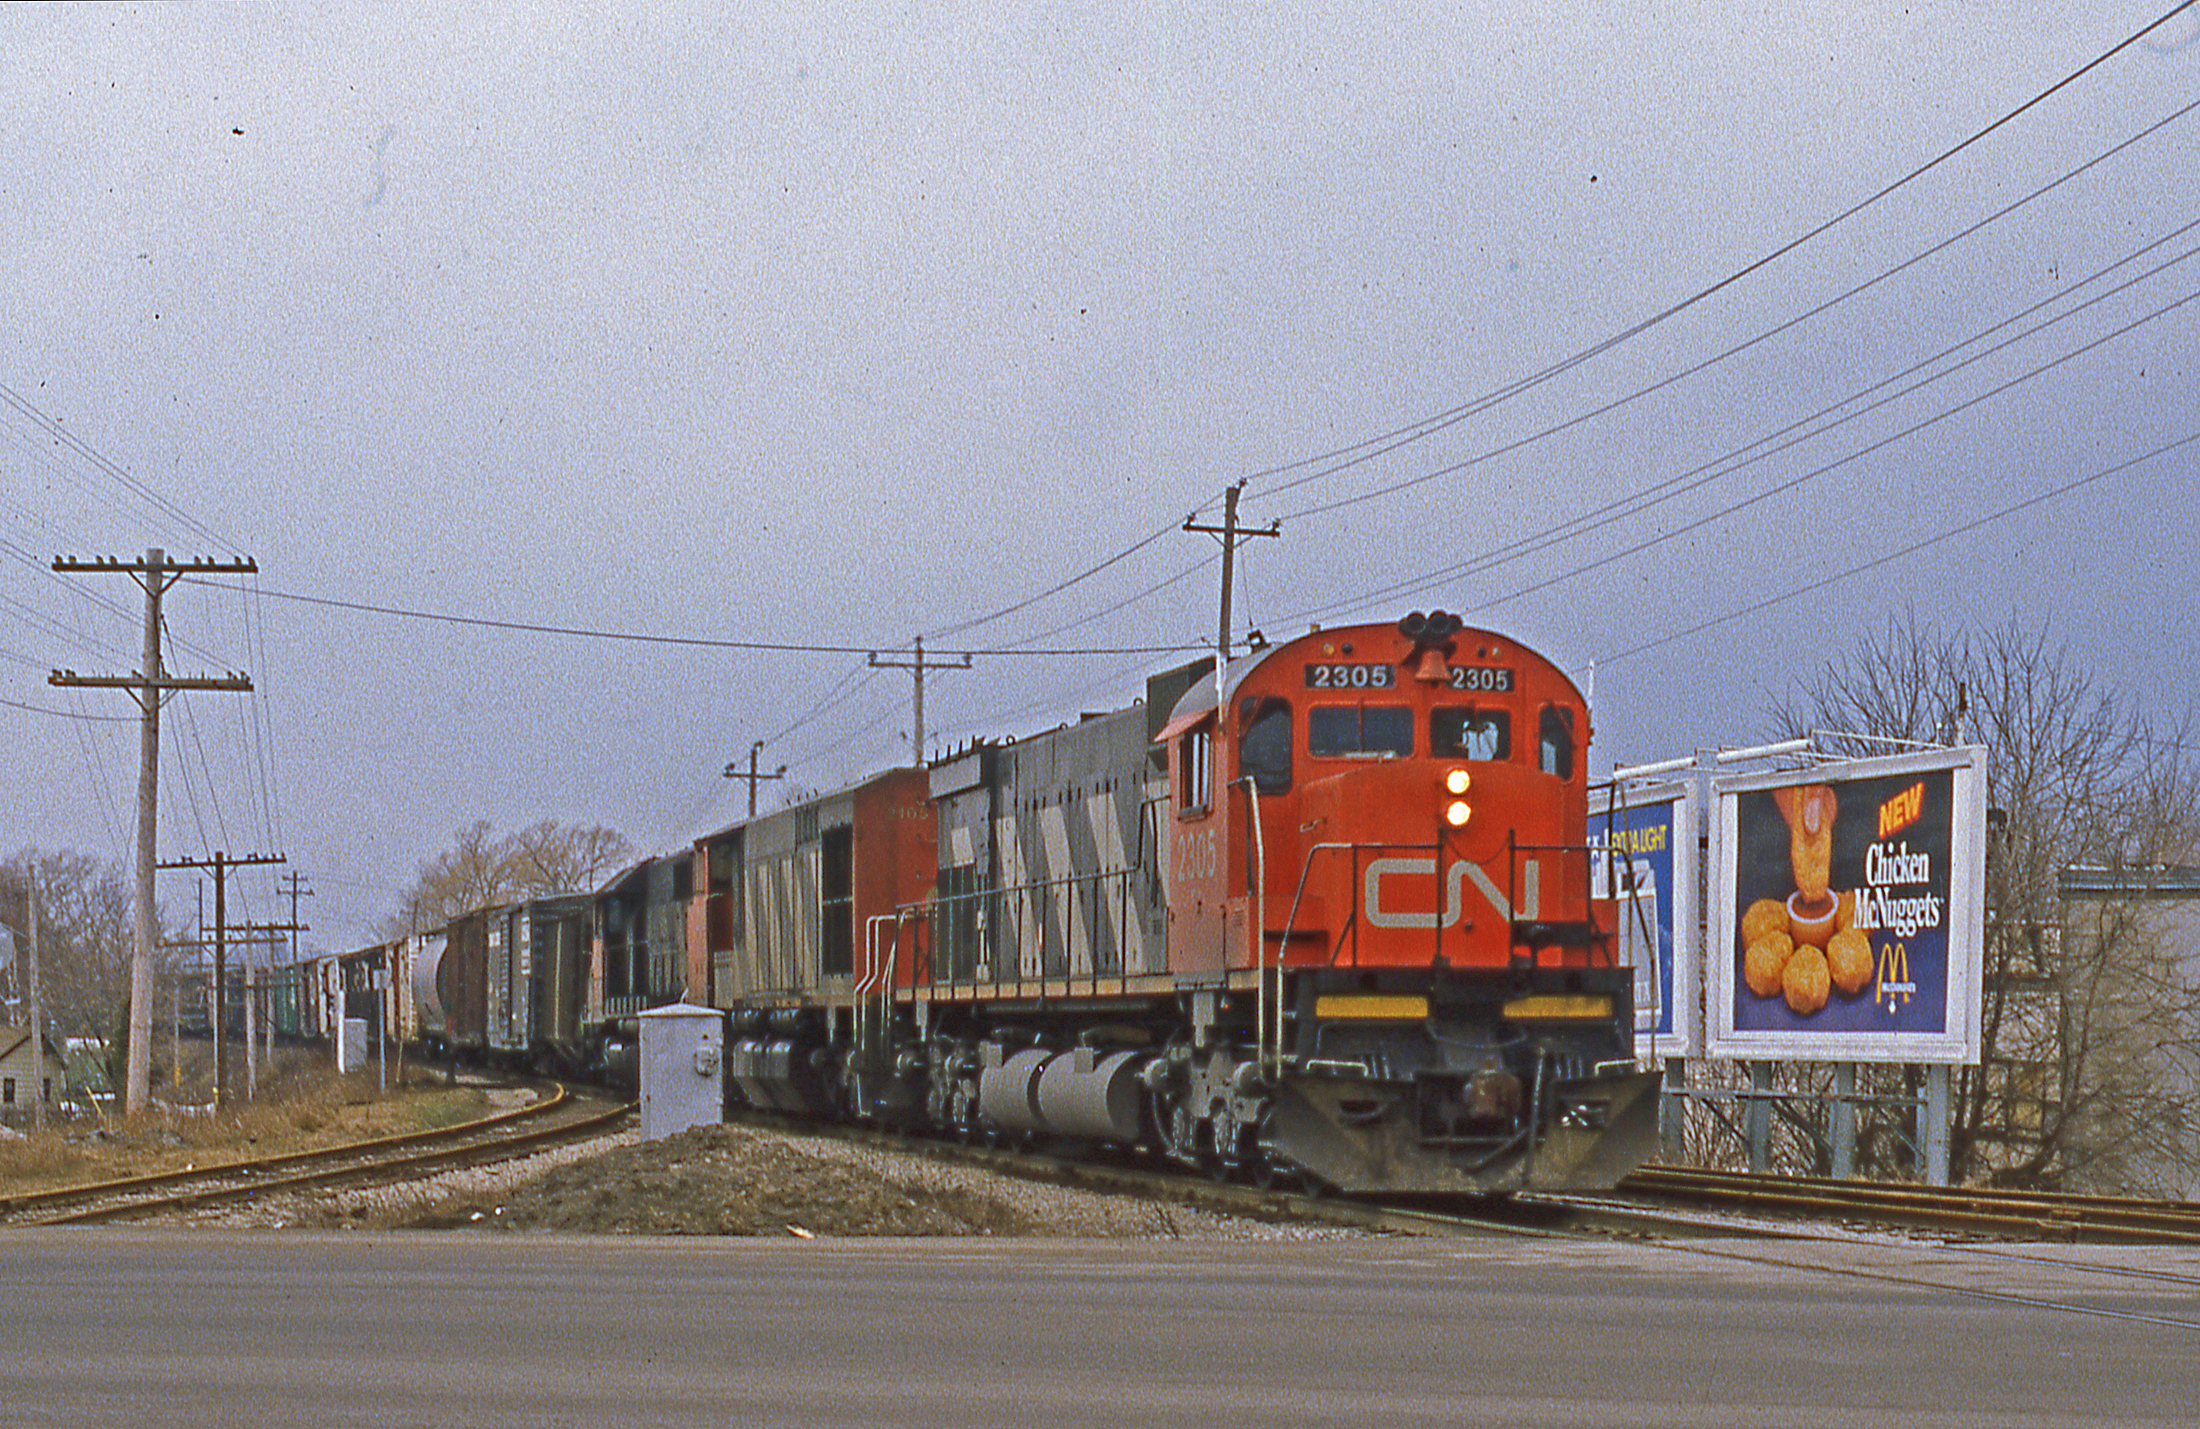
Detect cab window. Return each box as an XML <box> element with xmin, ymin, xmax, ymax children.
<box><xmin>1239</xmin><ymin>698</ymin><xmax>1293</xmax><ymax>795</ymax></box>
<box><xmin>1432</xmin><ymin>707</ymin><xmax>1510</xmax><ymax>761</ymax></box>
<box><xmin>1538</xmin><ymin>705</ymin><xmax>1575</xmax><ymax>778</ymax></box>
<box><xmin>1309</xmin><ymin>705</ymin><xmax>1413</xmax><ymax>759</ymax></box>
<box><xmin>1177</xmin><ymin>726</ymin><xmax>1212</xmax><ymax>814</ymax></box>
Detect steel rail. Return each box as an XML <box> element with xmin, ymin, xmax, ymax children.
<box><xmin>1622</xmin><ymin>1164</ymin><xmax>2200</xmax><ymax>1244</ymax></box>
<box><xmin>0</xmin><ymin>1084</ymin><xmax>628</xmax><ymax>1226</ymax></box>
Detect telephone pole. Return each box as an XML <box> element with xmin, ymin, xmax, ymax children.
<box><xmin>51</xmin><ymin>549</ymin><xmax>256</xmax><ymax>1116</ymax></box>
<box><xmin>26</xmin><ymin>884</ymin><xmax>44</xmax><ymax>1131</ymax></box>
<box><xmin>275</xmin><ymin>871</ymin><xmax>313</xmax><ymax>969</ymax></box>
<box><xmin>1184</xmin><ymin>481</ymin><xmax>1279</xmax><ymax>664</ymax></box>
<box><xmin>157</xmin><ymin>851</ymin><xmax>285</xmax><ymax>1108</ymax></box>
<box><xmin>868</xmin><ymin>636</ymin><xmax>972</xmax><ymax>766</ymax></box>
<box><xmin>722</xmin><ymin>740</ymin><xmax>787</xmax><ymax>818</ymax></box>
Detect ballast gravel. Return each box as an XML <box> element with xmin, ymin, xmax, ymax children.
<box><xmin>204</xmin><ymin>1118</ymin><xmax>1370</xmax><ymax>1239</ymax></box>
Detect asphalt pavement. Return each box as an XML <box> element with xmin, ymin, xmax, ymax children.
<box><xmin>0</xmin><ymin>1228</ymin><xmax>2191</xmax><ymax>1427</ymax></box>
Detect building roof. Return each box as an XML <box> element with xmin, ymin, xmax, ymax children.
<box><xmin>0</xmin><ymin>1023</ymin><xmax>65</xmax><ymax>1066</ymax></box>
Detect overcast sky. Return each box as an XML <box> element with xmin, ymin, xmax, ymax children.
<box><xmin>4</xmin><ymin>2</ymin><xmax>2195</xmax><ymax>950</ymax></box>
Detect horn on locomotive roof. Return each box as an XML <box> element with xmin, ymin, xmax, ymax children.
<box><xmin>1399</xmin><ymin>610</ymin><xmax>1464</xmax><ymax>642</ymax></box>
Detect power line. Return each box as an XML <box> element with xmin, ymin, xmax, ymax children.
<box><xmin>923</xmin><ymin>516</ymin><xmax>1192</xmax><ymax>641</ymax></box>
<box><xmin>0</xmin><ymin>380</ymin><xmax>239</xmax><ymax>553</ymax></box>
<box><xmin>1470</xmin><ymin>281</ymin><xmax>2200</xmax><ymax>617</ymax></box>
<box><xmin>1236</xmin><ymin>0</ymin><xmax>2200</xmax><ymax>500</ymax></box>
<box><xmin>1594</xmin><ymin>428</ymin><xmax>2200</xmax><ymax>668</ymax></box>
<box><xmin>0</xmin><ymin>694</ymin><xmax>139</xmax><ymax>723</ymax></box>
<box><xmin>1285</xmin><ymin>216</ymin><xmax>2200</xmax><ymax>625</ymax></box>
<box><xmin>181</xmin><ymin>578</ymin><xmax>1204</xmax><ymax>657</ymax></box>
<box><xmin>1274</xmin><ymin>94</ymin><xmax>2200</xmax><ymax>525</ymax></box>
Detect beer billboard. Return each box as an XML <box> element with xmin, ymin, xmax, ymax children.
<box><xmin>1708</xmin><ymin>748</ymin><xmax>1985</xmax><ymax>1064</ymax></box>
<box><xmin>1591</xmin><ymin>780</ymin><xmax>1700</xmax><ymax>1059</ymax></box>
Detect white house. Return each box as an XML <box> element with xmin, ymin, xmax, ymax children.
<box><xmin>0</xmin><ymin>1024</ymin><xmax>66</xmax><ymax>1123</ymax></box>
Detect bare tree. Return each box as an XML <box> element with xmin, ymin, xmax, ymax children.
<box><xmin>382</xmin><ymin>820</ymin><xmax>635</xmax><ymax>938</ymax></box>
<box><xmin>1768</xmin><ymin>614</ymin><xmax>2200</xmax><ymax>1190</ymax></box>
<box><xmin>500</xmin><ymin>820</ymin><xmax>633</xmax><ymax>894</ymax></box>
<box><xmin>2</xmin><ymin>850</ymin><xmax>180</xmax><ymax>1082</ymax></box>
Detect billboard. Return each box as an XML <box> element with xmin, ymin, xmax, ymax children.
<box><xmin>1708</xmin><ymin>748</ymin><xmax>1986</xmax><ymax>1064</ymax></box>
<box><xmin>1591</xmin><ymin>780</ymin><xmax>1700</xmax><ymax>1059</ymax></box>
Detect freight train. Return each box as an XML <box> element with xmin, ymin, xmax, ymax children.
<box><xmin>326</xmin><ymin>614</ymin><xmax>1662</xmax><ymax>1194</ymax></box>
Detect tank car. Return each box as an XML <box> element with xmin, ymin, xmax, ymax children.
<box><xmin>708</xmin><ymin>613</ymin><xmax>1659</xmax><ymax>1194</ymax></box>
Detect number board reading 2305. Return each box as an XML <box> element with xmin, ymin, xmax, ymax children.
<box><xmin>1304</xmin><ymin>663</ymin><xmax>1515</xmax><ymax>692</ymax></box>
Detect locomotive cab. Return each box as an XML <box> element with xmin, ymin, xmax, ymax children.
<box><xmin>1155</xmin><ymin>613</ymin><xmax>1661</xmax><ymax>1192</ymax></box>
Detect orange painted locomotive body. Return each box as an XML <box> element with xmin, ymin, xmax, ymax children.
<box><xmin>692</xmin><ymin>613</ymin><xmax>1660</xmax><ymax>1194</ymax></box>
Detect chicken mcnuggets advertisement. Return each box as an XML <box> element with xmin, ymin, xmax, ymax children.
<box><xmin>1711</xmin><ymin>750</ymin><xmax>1985</xmax><ymax>1063</ymax></box>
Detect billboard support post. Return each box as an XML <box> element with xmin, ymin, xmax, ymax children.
<box><xmin>1925</xmin><ymin>1064</ymin><xmax>1951</xmax><ymax>1185</ymax></box>
<box><xmin>1660</xmin><ymin>1056</ymin><xmax>1687</xmax><ymax>1160</ymax></box>
<box><xmin>1747</xmin><ymin>1061</ymin><xmax>1773</xmax><ymax>1172</ymax></box>
<box><xmin>1832</xmin><ymin>1063</ymin><xmax>1857</xmax><ymax>1178</ymax></box>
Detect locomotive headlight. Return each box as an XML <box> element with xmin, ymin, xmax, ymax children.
<box><xmin>1444</xmin><ymin>767</ymin><xmax>1472</xmax><ymax>796</ymax></box>
<box><xmin>1445</xmin><ymin>799</ymin><xmax>1473</xmax><ymax>828</ymax></box>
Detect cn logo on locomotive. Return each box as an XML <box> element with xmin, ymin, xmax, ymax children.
<box><xmin>1362</xmin><ymin>856</ymin><xmax>1539</xmax><ymax>928</ymax></box>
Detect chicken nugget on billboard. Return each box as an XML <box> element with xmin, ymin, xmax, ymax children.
<box><xmin>1745</xmin><ymin>930</ymin><xmax>1794</xmax><ymax>998</ymax></box>
<box><xmin>1783</xmin><ymin>945</ymin><xmax>1830</xmax><ymax>1016</ymax></box>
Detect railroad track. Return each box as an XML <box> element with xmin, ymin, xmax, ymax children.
<box><xmin>1618</xmin><ymin>1164</ymin><xmax>2200</xmax><ymax>1244</ymax></box>
<box><xmin>797</xmin><ymin>1114</ymin><xmax>2200</xmax><ymax>1247</ymax></box>
<box><xmin>739</xmin><ymin>1110</ymin><xmax>1742</xmax><ymax>1242</ymax></box>
<box><xmin>0</xmin><ymin>1083</ymin><xmax>634</xmax><ymax>1226</ymax></box>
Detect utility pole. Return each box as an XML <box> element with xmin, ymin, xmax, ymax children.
<box><xmin>239</xmin><ymin>920</ymin><xmax>304</xmax><ymax>1085</ymax></box>
<box><xmin>869</xmin><ymin>636</ymin><xmax>973</xmax><ymax>766</ymax></box>
<box><xmin>27</xmin><ymin>883</ymin><xmax>44</xmax><ymax>1131</ymax></box>
<box><xmin>1184</xmin><ymin>481</ymin><xmax>1280</xmax><ymax>664</ymax></box>
<box><xmin>51</xmin><ymin>549</ymin><xmax>256</xmax><ymax>1116</ymax></box>
<box><xmin>273</xmin><ymin>873</ymin><xmax>311</xmax><ymax>1084</ymax></box>
<box><xmin>722</xmin><ymin>740</ymin><xmax>787</xmax><ymax>818</ymax></box>
<box><xmin>157</xmin><ymin>851</ymin><xmax>285</xmax><ymax>1108</ymax></box>
<box><xmin>276</xmin><ymin>872</ymin><xmax>313</xmax><ymax>969</ymax></box>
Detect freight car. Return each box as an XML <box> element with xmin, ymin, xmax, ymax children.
<box><xmin>707</xmin><ymin>614</ymin><xmax>1660</xmax><ymax>1193</ymax></box>
<box><xmin>423</xmin><ymin>896</ymin><xmax>592</xmax><ymax>1071</ymax></box>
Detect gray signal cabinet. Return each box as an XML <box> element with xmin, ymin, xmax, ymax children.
<box><xmin>638</xmin><ymin>1003</ymin><xmax>725</xmax><ymax>1141</ymax></box>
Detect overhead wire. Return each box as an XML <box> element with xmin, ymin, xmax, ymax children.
<box><xmin>1594</xmin><ymin>428</ymin><xmax>2200</xmax><ymax>667</ymax></box>
<box><xmin>1467</xmin><ymin>281</ymin><xmax>2200</xmax><ymax>616</ymax></box>
<box><xmin>239</xmin><ymin>574</ymin><xmax>283</xmax><ymax>859</ymax></box>
<box><xmin>1272</xmin><ymin>95</ymin><xmax>2200</xmax><ymax>527</ymax></box>
<box><xmin>1235</xmin><ymin>0</ymin><xmax>2200</xmax><ymax>502</ymax></box>
<box><xmin>64</xmin><ymin>689</ymin><xmax>129</xmax><ymax>864</ymax></box>
<box><xmin>0</xmin><ymin>693</ymin><xmax>138</xmax><ymax>722</ymax></box>
<box><xmin>922</xmin><ymin>515</ymin><xmax>1193</xmax><ymax>641</ymax></box>
<box><xmin>1285</xmin><ymin>214</ymin><xmax>2200</xmax><ymax>624</ymax></box>
<box><xmin>992</xmin><ymin>553</ymin><xmax>1218</xmax><ymax>650</ymax></box>
<box><xmin>181</xmin><ymin>578</ymin><xmax>1205</xmax><ymax>657</ymax></box>
<box><xmin>0</xmin><ymin>378</ymin><xmax>239</xmax><ymax>553</ymax></box>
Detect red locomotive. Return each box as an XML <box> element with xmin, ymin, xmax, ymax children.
<box><xmin>708</xmin><ymin>612</ymin><xmax>1661</xmax><ymax>1193</ymax></box>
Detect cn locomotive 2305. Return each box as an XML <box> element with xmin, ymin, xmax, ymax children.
<box><xmin>709</xmin><ymin>613</ymin><xmax>1660</xmax><ymax>1194</ymax></box>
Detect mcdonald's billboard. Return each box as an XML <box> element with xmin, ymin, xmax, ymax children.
<box><xmin>1708</xmin><ymin>747</ymin><xmax>1986</xmax><ymax>1064</ymax></box>
<box><xmin>1591</xmin><ymin>780</ymin><xmax>1701</xmax><ymax>1059</ymax></box>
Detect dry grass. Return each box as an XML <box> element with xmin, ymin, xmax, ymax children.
<box><xmin>0</xmin><ymin>1048</ymin><xmax>493</xmax><ymax>1195</ymax></box>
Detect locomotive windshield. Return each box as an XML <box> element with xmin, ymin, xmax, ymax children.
<box><xmin>1432</xmin><ymin>706</ymin><xmax>1510</xmax><ymax>761</ymax></box>
<box><xmin>1239</xmin><ymin>698</ymin><xmax>1293</xmax><ymax>794</ymax></box>
<box><xmin>1308</xmin><ymin>704</ymin><xmax>1413</xmax><ymax>759</ymax></box>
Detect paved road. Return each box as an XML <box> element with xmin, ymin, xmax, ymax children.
<box><xmin>1</xmin><ymin>1229</ymin><xmax>2192</xmax><ymax>1427</ymax></box>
